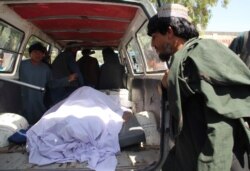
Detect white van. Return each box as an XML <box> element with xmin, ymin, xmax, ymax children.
<box><xmin>0</xmin><ymin>0</ymin><xmax>170</xmax><ymax>170</ymax></box>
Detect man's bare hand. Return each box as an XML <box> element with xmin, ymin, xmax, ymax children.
<box><xmin>161</xmin><ymin>69</ymin><xmax>169</xmax><ymax>88</ymax></box>
<box><xmin>68</xmin><ymin>73</ymin><xmax>78</xmax><ymax>82</ymax></box>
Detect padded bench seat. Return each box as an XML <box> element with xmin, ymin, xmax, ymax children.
<box><xmin>119</xmin><ymin>114</ymin><xmax>145</xmax><ymax>148</ymax></box>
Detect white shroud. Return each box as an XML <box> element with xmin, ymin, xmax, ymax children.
<box><xmin>26</xmin><ymin>86</ymin><xmax>127</xmax><ymax>171</ymax></box>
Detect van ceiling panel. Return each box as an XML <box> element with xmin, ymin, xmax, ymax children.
<box><xmin>8</xmin><ymin>3</ymin><xmax>138</xmax><ymax>48</ymax></box>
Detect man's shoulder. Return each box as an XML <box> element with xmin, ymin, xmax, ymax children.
<box><xmin>20</xmin><ymin>59</ymin><xmax>31</xmax><ymax>66</ymax></box>
<box><xmin>52</xmin><ymin>51</ymin><xmax>69</xmax><ymax>65</ymax></box>
<box><xmin>194</xmin><ymin>37</ymin><xmax>218</xmax><ymax>44</ymax></box>
<box><xmin>78</xmin><ymin>56</ymin><xmax>97</xmax><ymax>62</ymax></box>
<box><xmin>182</xmin><ymin>38</ymin><xmax>220</xmax><ymax>54</ymax></box>
<box><xmin>86</xmin><ymin>56</ymin><xmax>99</xmax><ymax>65</ymax></box>
<box><xmin>21</xmin><ymin>59</ymin><xmax>30</xmax><ymax>63</ymax></box>
<box><xmin>180</xmin><ymin>38</ymin><xmax>232</xmax><ymax>62</ymax></box>
<box><xmin>190</xmin><ymin>38</ymin><xmax>224</xmax><ymax>49</ymax></box>
<box><xmin>40</xmin><ymin>62</ymin><xmax>51</xmax><ymax>70</ymax></box>
<box><xmin>56</xmin><ymin>51</ymin><xmax>74</xmax><ymax>59</ymax></box>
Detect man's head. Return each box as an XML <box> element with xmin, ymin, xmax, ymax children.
<box><xmin>65</xmin><ymin>41</ymin><xmax>80</xmax><ymax>55</ymax></box>
<box><xmin>102</xmin><ymin>47</ymin><xmax>117</xmax><ymax>63</ymax></box>
<box><xmin>147</xmin><ymin>4</ymin><xmax>199</xmax><ymax>62</ymax></box>
<box><xmin>102</xmin><ymin>47</ymin><xmax>114</xmax><ymax>56</ymax></box>
<box><xmin>82</xmin><ymin>48</ymin><xmax>95</xmax><ymax>56</ymax></box>
<box><xmin>28</xmin><ymin>42</ymin><xmax>46</xmax><ymax>64</ymax></box>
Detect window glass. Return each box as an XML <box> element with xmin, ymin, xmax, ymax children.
<box><xmin>126</xmin><ymin>39</ymin><xmax>144</xmax><ymax>74</ymax></box>
<box><xmin>0</xmin><ymin>20</ymin><xmax>24</xmax><ymax>52</ymax></box>
<box><xmin>23</xmin><ymin>36</ymin><xmax>50</xmax><ymax>60</ymax></box>
<box><xmin>120</xmin><ymin>49</ymin><xmax>129</xmax><ymax>73</ymax></box>
<box><xmin>0</xmin><ymin>20</ymin><xmax>24</xmax><ymax>73</ymax></box>
<box><xmin>50</xmin><ymin>46</ymin><xmax>59</xmax><ymax>63</ymax></box>
<box><xmin>0</xmin><ymin>49</ymin><xmax>18</xmax><ymax>73</ymax></box>
<box><xmin>92</xmin><ymin>50</ymin><xmax>104</xmax><ymax>65</ymax></box>
<box><xmin>137</xmin><ymin>22</ymin><xmax>167</xmax><ymax>72</ymax></box>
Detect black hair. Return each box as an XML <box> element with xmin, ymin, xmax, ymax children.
<box><xmin>82</xmin><ymin>48</ymin><xmax>94</xmax><ymax>55</ymax></box>
<box><xmin>147</xmin><ymin>14</ymin><xmax>199</xmax><ymax>40</ymax></box>
<box><xmin>102</xmin><ymin>47</ymin><xmax>114</xmax><ymax>55</ymax></box>
<box><xmin>102</xmin><ymin>47</ymin><xmax>119</xmax><ymax>63</ymax></box>
<box><xmin>65</xmin><ymin>41</ymin><xmax>79</xmax><ymax>51</ymax></box>
<box><xmin>28</xmin><ymin>42</ymin><xmax>46</xmax><ymax>54</ymax></box>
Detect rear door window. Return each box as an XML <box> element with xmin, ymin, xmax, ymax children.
<box><xmin>137</xmin><ymin>22</ymin><xmax>167</xmax><ymax>72</ymax></box>
<box><xmin>50</xmin><ymin>46</ymin><xmax>60</xmax><ymax>63</ymax></box>
<box><xmin>126</xmin><ymin>39</ymin><xmax>144</xmax><ymax>74</ymax></box>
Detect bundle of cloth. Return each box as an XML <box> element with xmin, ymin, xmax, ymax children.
<box><xmin>26</xmin><ymin>86</ymin><xmax>131</xmax><ymax>171</ymax></box>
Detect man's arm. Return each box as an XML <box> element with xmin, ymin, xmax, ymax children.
<box><xmin>66</xmin><ymin>53</ymin><xmax>84</xmax><ymax>86</ymax></box>
<box><xmin>229</xmin><ymin>32</ymin><xmax>244</xmax><ymax>55</ymax></box>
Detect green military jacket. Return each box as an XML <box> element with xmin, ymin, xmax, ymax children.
<box><xmin>166</xmin><ymin>38</ymin><xmax>250</xmax><ymax>171</ymax></box>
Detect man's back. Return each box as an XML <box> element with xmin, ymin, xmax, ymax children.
<box><xmin>99</xmin><ymin>62</ymin><xmax>125</xmax><ymax>90</ymax></box>
<box><xmin>50</xmin><ymin>50</ymin><xmax>83</xmax><ymax>105</ymax></box>
<box><xmin>99</xmin><ymin>47</ymin><xmax>125</xmax><ymax>90</ymax></box>
<box><xmin>77</xmin><ymin>55</ymin><xmax>99</xmax><ymax>88</ymax></box>
<box><xmin>51</xmin><ymin>51</ymin><xmax>72</xmax><ymax>79</ymax></box>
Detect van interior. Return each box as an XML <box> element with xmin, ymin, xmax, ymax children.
<box><xmin>0</xmin><ymin>0</ymin><xmax>169</xmax><ymax>170</ymax></box>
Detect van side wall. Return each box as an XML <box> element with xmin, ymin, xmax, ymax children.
<box><xmin>127</xmin><ymin>76</ymin><xmax>162</xmax><ymax>127</ymax></box>
<box><xmin>0</xmin><ymin>82</ymin><xmax>22</xmax><ymax>114</ymax></box>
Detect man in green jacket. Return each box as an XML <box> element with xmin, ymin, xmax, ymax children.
<box><xmin>147</xmin><ymin>3</ymin><xmax>250</xmax><ymax>171</ymax></box>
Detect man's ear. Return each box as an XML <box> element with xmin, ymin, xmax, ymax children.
<box><xmin>167</xmin><ymin>26</ymin><xmax>174</xmax><ymax>39</ymax></box>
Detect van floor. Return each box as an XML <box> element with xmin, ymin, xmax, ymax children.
<box><xmin>0</xmin><ymin>144</ymin><xmax>160</xmax><ymax>170</ymax></box>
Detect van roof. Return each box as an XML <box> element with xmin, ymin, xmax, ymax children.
<box><xmin>2</xmin><ymin>0</ymin><xmax>154</xmax><ymax>48</ymax></box>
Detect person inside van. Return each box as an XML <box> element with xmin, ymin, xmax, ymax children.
<box><xmin>19</xmin><ymin>42</ymin><xmax>50</xmax><ymax>124</ymax></box>
<box><xmin>19</xmin><ymin>42</ymin><xmax>77</xmax><ymax>125</ymax></box>
<box><xmin>99</xmin><ymin>47</ymin><xmax>125</xmax><ymax>89</ymax></box>
<box><xmin>229</xmin><ymin>31</ymin><xmax>250</xmax><ymax>69</ymax></box>
<box><xmin>51</xmin><ymin>41</ymin><xmax>84</xmax><ymax>105</ymax></box>
<box><xmin>147</xmin><ymin>3</ymin><xmax>250</xmax><ymax>171</ymax></box>
<box><xmin>77</xmin><ymin>48</ymin><xmax>100</xmax><ymax>89</ymax></box>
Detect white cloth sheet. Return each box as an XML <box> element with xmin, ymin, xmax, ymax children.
<box><xmin>26</xmin><ymin>86</ymin><xmax>128</xmax><ymax>171</ymax></box>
